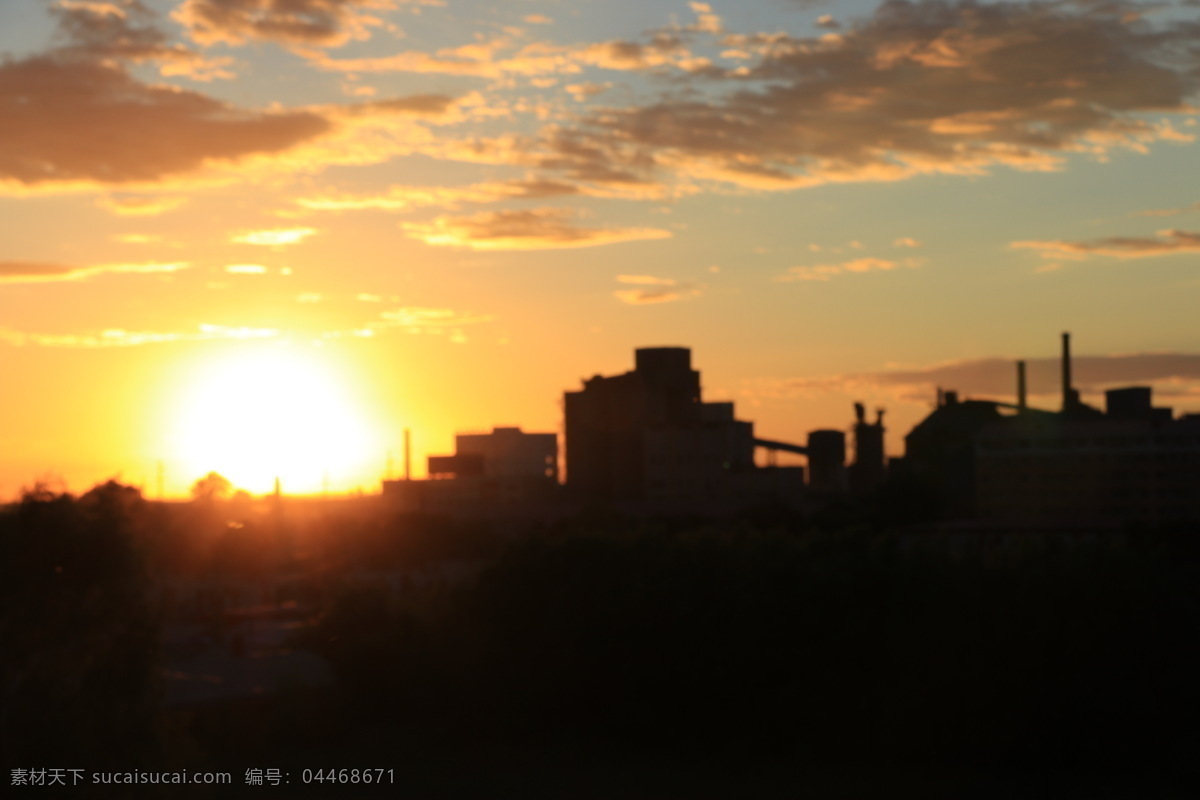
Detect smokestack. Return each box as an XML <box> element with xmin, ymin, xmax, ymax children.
<box><xmin>404</xmin><ymin>428</ymin><xmax>412</xmax><ymax>481</ymax></box>
<box><xmin>1017</xmin><ymin>360</ymin><xmax>1027</xmax><ymax>412</ymax></box>
<box><xmin>1061</xmin><ymin>332</ymin><xmax>1072</xmax><ymax>411</ymax></box>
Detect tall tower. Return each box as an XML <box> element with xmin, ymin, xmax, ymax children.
<box><xmin>1061</xmin><ymin>331</ymin><xmax>1075</xmax><ymax>412</ymax></box>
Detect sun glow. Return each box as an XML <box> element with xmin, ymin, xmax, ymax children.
<box><xmin>171</xmin><ymin>347</ymin><xmax>380</xmax><ymax>495</ymax></box>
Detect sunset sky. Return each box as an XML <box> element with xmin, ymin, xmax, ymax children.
<box><xmin>2</xmin><ymin>0</ymin><xmax>1199</xmax><ymax>498</ymax></box>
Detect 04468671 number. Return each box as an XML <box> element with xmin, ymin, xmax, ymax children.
<box><xmin>301</xmin><ymin>769</ymin><xmax>394</xmax><ymax>784</ymax></box>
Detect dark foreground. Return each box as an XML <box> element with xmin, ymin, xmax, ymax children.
<box><xmin>3</xmin><ymin>485</ymin><xmax>1198</xmax><ymax>797</ymax></box>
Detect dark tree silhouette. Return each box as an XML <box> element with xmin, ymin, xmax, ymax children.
<box><xmin>0</xmin><ymin>482</ymin><xmax>161</xmax><ymax>765</ymax></box>
<box><xmin>190</xmin><ymin>471</ymin><xmax>232</xmax><ymax>502</ymax></box>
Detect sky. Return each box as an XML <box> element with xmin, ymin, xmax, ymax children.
<box><xmin>1</xmin><ymin>0</ymin><xmax>1199</xmax><ymax>498</ymax></box>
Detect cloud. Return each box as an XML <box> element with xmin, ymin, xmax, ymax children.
<box><xmin>374</xmin><ymin>307</ymin><xmax>493</xmax><ymax>328</ymax></box>
<box><xmin>231</xmin><ymin>227</ymin><xmax>317</xmax><ymax>246</ymax></box>
<box><xmin>0</xmin><ymin>260</ymin><xmax>189</xmax><ymax>284</ymax></box>
<box><xmin>313</xmin><ymin>14</ymin><xmax>716</xmax><ymax>79</ymax></box>
<box><xmin>343</xmin><ymin>306</ymin><xmax>494</xmax><ymax>342</ymax></box>
<box><xmin>0</xmin><ymin>322</ymin><xmax>278</xmax><ymax>348</ymax></box>
<box><xmin>748</xmin><ymin>352</ymin><xmax>1200</xmax><ymax>405</ymax></box>
<box><xmin>779</xmin><ymin>257</ymin><xmax>907</xmax><ymax>281</ymax></box>
<box><xmin>51</xmin><ymin>0</ymin><xmax>235</xmax><ymax>80</ymax></box>
<box><xmin>613</xmin><ymin>274</ymin><xmax>699</xmax><ymax>304</ymax></box>
<box><xmin>1012</xmin><ymin>229</ymin><xmax>1200</xmax><ymax>258</ymax></box>
<box><xmin>0</xmin><ymin>56</ymin><xmax>329</xmax><ymax>190</ymax></box>
<box><xmin>546</xmin><ymin>0</ymin><xmax>1200</xmax><ymax>191</ymax></box>
<box><xmin>336</xmin><ymin>93</ymin><xmax>461</xmax><ymax>118</ymax></box>
<box><xmin>616</xmin><ymin>274</ymin><xmax>678</xmax><ymax>285</ymax></box>
<box><xmin>310</xmin><ymin>34</ymin><xmax>545</xmax><ymax>77</ymax></box>
<box><xmin>111</xmin><ymin>233</ymin><xmax>163</xmax><ymax>244</ymax></box>
<box><xmin>1132</xmin><ymin>201</ymin><xmax>1200</xmax><ymax>217</ymax></box>
<box><xmin>95</xmin><ymin>194</ymin><xmax>188</xmax><ymax>216</ymax></box>
<box><xmin>402</xmin><ymin>208</ymin><xmax>672</xmax><ymax>250</ymax></box>
<box><xmin>686</xmin><ymin>2</ymin><xmax>723</xmax><ymax>35</ymax></box>
<box><xmin>565</xmin><ymin>82</ymin><xmax>612</xmax><ymax>101</ymax></box>
<box><xmin>173</xmin><ymin>0</ymin><xmax>405</xmax><ymax>49</ymax></box>
<box><xmin>294</xmin><ymin>178</ymin><xmax>580</xmax><ymax>213</ymax></box>
<box><xmin>0</xmin><ymin>3</ymin><xmax>458</xmax><ymax>193</ymax></box>
<box><xmin>224</xmin><ymin>264</ymin><xmax>269</xmax><ymax>274</ymax></box>
<box><xmin>893</xmin><ymin>237</ymin><xmax>923</xmax><ymax>248</ymax></box>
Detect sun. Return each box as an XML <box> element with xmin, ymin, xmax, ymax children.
<box><xmin>171</xmin><ymin>346</ymin><xmax>379</xmax><ymax>495</ymax></box>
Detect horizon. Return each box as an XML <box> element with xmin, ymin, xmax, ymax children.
<box><xmin>3</xmin><ymin>0</ymin><xmax>1200</xmax><ymax>500</ymax></box>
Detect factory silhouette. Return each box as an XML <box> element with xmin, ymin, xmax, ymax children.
<box><xmin>384</xmin><ymin>333</ymin><xmax>1200</xmax><ymax>527</ymax></box>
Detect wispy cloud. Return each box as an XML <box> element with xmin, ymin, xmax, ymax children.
<box><xmin>0</xmin><ymin>322</ymin><xmax>277</xmax><ymax>348</ymax></box>
<box><xmin>231</xmin><ymin>228</ymin><xmax>317</xmax><ymax>246</ymax></box>
<box><xmin>374</xmin><ymin>307</ymin><xmax>493</xmax><ymax>329</ymax></box>
<box><xmin>294</xmin><ymin>178</ymin><xmax>580</xmax><ymax>213</ymax></box>
<box><xmin>1133</xmin><ymin>202</ymin><xmax>1200</xmax><ymax>218</ymax></box>
<box><xmin>347</xmin><ymin>305</ymin><xmax>494</xmax><ymax>343</ymax></box>
<box><xmin>333</xmin><ymin>93</ymin><xmax>463</xmax><ymax>119</ymax></box>
<box><xmin>111</xmin><ymin>233</ymin><xmax>164</xmax><ymax>244</ymax></box>
<box><xmin>613</xmin><ymin>274</ymin><xmax>699</xmax><ymax>304</ymax></box>
<box><xmin>173</xmin><ymin>0</ymin><xmax>418</xmax><ymax>49</ymax></box>
<box><xmin>403</xmin><ymin>208</ymin><xmax>671</xmax><ymax>251</ymax></box>
<box><xmin>1012</xmin><ymin>230</ymin><xmax>1200</xmax><ymax>259</ymax></box>
<box><xmin>95</xmin><ymin>194</ymin><xmax>188</xmax><ymax>216</ymax></box>
<box><xmin>0</xmin><ymin>260</ymin><xmax>189</xmax><ymax>284</ymax></box>
<box><xmin>779</xmin><ymin>257</ymin><xmax>919</xmax><ymax>282</ymax></box>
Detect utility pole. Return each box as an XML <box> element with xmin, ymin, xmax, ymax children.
<box><xmin>404</xmin><ymin>428</ymin><xmax>412</xmax><ymax>481</ymax></box>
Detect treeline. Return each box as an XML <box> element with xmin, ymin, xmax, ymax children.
<box><xmin>0</xmin><ymin>483</ymin><xmax>162</xmax><ymax>767</ymax></box>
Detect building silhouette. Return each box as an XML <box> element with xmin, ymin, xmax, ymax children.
<box><xmin>375</xmin><ymin>334</ymin><xmax>1198</xmax><ymax>526</ymax></box>
<box><xmin>849</xmin><ymin>403</ymin><xmax>886</xmax><ymax>497</ymax></box>
<box><xmin>899</xmin><ymin>332</ymin><xmax>1200</xmax><ymax>524</ymax></box>
<box><xmin>975</xmin><ymin>386</ymin><xmax>1200</xmax><ymax>524</ymax></box>
<box><xmin>564</xmin><ymin>347</ymin><xmax>804</xmax><ymax>515</ymax></box>
<box><xmin>806</xmin><ymin>429</ymin><xmax>848</xmax><ymax>496</ymax></box>
<box><xmin>383</xmin><ymin>426</ymin><xmax>558</xmax><ymax>516</ymax></box>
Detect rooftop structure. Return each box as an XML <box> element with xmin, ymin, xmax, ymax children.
<box><xmin>899</xmin><ymin>332</ymin><xmax>1200</xmax><ymax>524</ymax></box>
<box><xmin>384</xmin><ymin>426</ymin><xmax>558</xmax><ymax>518</ymax></box>
<box><xmin>564</xmin><ymin>347</ymin><xmax>803</xmax><ymax>515</ymax></box>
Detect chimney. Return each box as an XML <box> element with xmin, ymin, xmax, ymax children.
<box><xmin>1017</xmin><ymin>360</ymin><xmax>1027</xmax><ymax>412</ymax></box>
<box><xmin>1061</xmin><ymin>332</ymin><xmax>1073</xmax><ymax>412</ymax></box>
<box><xmin>404</xmin><ymin>428</ymin><xmax>412</xmax><ymax>481</ymax></box>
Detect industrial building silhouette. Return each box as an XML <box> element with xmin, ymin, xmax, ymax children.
<box><xmin>898</xmin><ymin>333</ymin><xmax>1200</xmax><ymax>524</ymax></box>
<box><xmin>385</xmin><ymin>337</ymin><xmax>1200</xmax><ymax>525</ymax></box>
<box><xmin>564</xmin><ymin>347</ymin><xmax>803</xmax><ymax>515</ymax></box>
<box><xmin>383</xmin><ymin>426</ymin><xmax>558</xmax><ymax>516</ymax></box>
